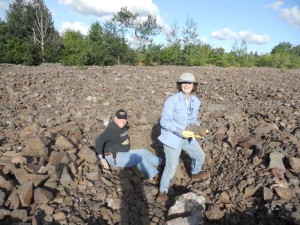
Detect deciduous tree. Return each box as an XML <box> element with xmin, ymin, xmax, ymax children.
<box><xmin>112</xmin><ymin>7</ymin><xmax>162</xmax><ymax>49</ymax></box>
<box><xmin>60</xmin><ymin>29</ymin><xmax>88</xmax><ymax>66</ymax></box>
<box><xmin>27</xmin><ymin>0</ymin><xmax>60</xmax><ymax>62</ymax></box>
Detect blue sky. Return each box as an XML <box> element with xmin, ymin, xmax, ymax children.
<box><xmin>0</xmin><ymin>0</ymin><xmax>299</xmax><ymax>54</ymax></box>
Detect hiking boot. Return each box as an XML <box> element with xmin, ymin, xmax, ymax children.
<box><xmin>157</xmin><ymin>192</ymin><xmax>169</xmax><ymax>203</ymax></box>
<box><xmin>191</xmin><ymin>171</ymin><xmax>210</xmax><ymax>180</ymax></box>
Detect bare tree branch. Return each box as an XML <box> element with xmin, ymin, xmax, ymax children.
<box><xmin>29</xmin><ymin>0</ymin><xmax>53</xmax><ymax>61</ymax></box>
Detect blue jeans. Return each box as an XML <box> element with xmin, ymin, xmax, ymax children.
<box><xmin>105</xmin><ymin>149</ymin><xmax>162</xmax><ymax>180</ymax></box>
<box><xmin>159</xmin><ymin>139</ymin><xmax>205</xmax><ymax>193</ymax></box>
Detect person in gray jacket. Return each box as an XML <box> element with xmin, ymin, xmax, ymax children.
<box><xmin>157</xmin><ymin>72</ymin><xmax>210</xmax><ymax>203</ymax></box>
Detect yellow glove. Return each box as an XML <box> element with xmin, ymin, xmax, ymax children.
<box><xmin>182</xmin><ymin>130</ymin><xmax>195</xmax><ymax>139</ymax></box>
<box><xmin>193</xmin><ymin>134</ymin><xmax>204</xmax><ymax>139</ymax></box>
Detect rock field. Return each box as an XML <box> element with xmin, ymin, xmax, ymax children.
<box><xmin>0</xmin><ymin>64</ymin><xmax>300</xmax><ymax>225</ymax></box>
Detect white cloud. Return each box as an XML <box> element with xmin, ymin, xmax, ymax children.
<box><xmin>211</xmin><ymin>28</ymin><xmax>269</xmax><ymax>45</ymax></box>
<box><xmin>238</xmin><ymin>31</ymin><xmax>270</xmax><ymax>44</ymax></box>
<box><xmin>211</xmin><ymin>28</ymin><xmax>237</xmax><ymax>40</ymax></box>
<box><xmin>59</xmin><ymin>0</ymin><xmax>164</xmax><ymax>26</ymax></box>
<box><xmin>280</xmin><ymin>6</ymin><xmax>300</xmax><ymax>29</ymax></box>
<box><xmin>61</xmin><ymin>21</ymin><xmax>89</xmax><ymax>35</ymax></box>
<box><xmin>266</xmin><ymin>1</ymin><xmax>283</xmax><ymax>10</ymax></box>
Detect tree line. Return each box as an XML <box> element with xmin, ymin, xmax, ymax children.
<box><xmin>1</xmin><ymin>0</ymin><xmax>300</xmax><ymax>68</ymax></box>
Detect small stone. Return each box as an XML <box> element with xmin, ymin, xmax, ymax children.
<box><xmin>263</xmin><ymin>187</ymin><xmax>273</xmax><ymax>200</ymax></box>
<box><xmin>288</xmin><ymin>157</ymin><xmax>300</xmax><ymax>173</ymax></box>
<box><xmin>53</xmin><ymin>212</ymin><xmax>66</xmax><ymax>221</ymax></box>
<box><xmin>204</xmin><ymin>206</ymin><xmax>224</xmax><ymax>220</ymax></box>
<box><xmin>274</xmin><ymin>187</ymin><xmax>293</xmax><ymax>200</ymax></box>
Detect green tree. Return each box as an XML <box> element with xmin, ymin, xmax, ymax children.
<box><xmin>42</xmin><ymin>29</ymin><xmax>61</xmax><ymax>63</ymax></box>
<box><xmin>232</xmin><ymin>40</ymin><xmax>247</xmax><ymax>56</ymax></box>
<box><xmin>224</xmin><ymin>52</ymin><xmax>240</xmax><ymax>67</ymax></box>
<box><xmin>182</xmin><ymin>15</ymin><xmax>199</xmax><ymax>46</ymax></box>
<box><xmin>291</xmin><ymin>45</ymin><xmax>300</xmax><ymax>56</ymax></box>
<box><xmin>1</xmin><ymin>0</ymin><xmax>37</xmax><ymax>64</ymax></box>
<box><xmin>161</xmin><ymin>43</ymin><xmax>182</xmax><ymax>65</ymax></box>
<box><xmin>166</xmin><ymin>21</ymin><xmax>181</xmax><ymax>46</ymax></box>
<box><xmin>290</xmin><ymin>45</ymin><xmax>300</xmax><ymax>68</ymax></box>
<box><xmin>0</xmin><ymin>35</ymin><xmax>35</xmax><ymax>64</ymax></box>
<box><xmin>181</xmin><ymin>15</ymin><xmax>201</xmax><ymax>65</ymax></box>
<box><xmin>60</xmin><ymin>30</ymin><xmax>88</xmax><ymax>66</ymax></box>
<box><xmin>112</xmin><ymin>7</ymin><xmax>162</xmax><ymax>49</ymax></box>
<box><xmin>255</xmin><ymin>54</ymin><xmax>272</xmax><ymax>67</ymax></box>
<box><xmin>2</xmin><ymin>0</ymin><xmax>60</xmax><ymax>64</ymax></box>
<box><xmin>143</xmin><ymin>43</ymin><xmax>162</xmax><ymax>65</ymax></box>
<box><xmin>208</xmin><ymin>47</ymin><xmax>225</xmax><ymax>66</ymax></box>
<box><xmin>271</xmin><ymin>42</ymin><xmax>293</xmax><ymax>54</ymax></box>
<box><xmin>189</xmin><ymin>44</ymin><xmax>211</xmax><ymax>66</ymax></box>
<box><xmin>162</xmin><ymin>21</ymin><xmax>182</xmax><ymax>65</ymax></box>
<box><xmin>1</xmin><ymin>3</ymin><xmax>36</xmax><ymax>64</ymax></box>
<box><xmin>27</xmin><ymin>0</ymin><xmax>61</xmax><ymax>62</ymax></box>
<box><xmin>103</xmin><ymin>20</ymin><xmax>134</xmax><ymax>65</ymax></box>
<box><xmin>0</xmin><ymin>19</ymin><xmax>7</xmax><ymax>62</ymax></box>
<box><xmin>5</xmin><ymin>0</ymin><xmax>30</xmax><ymax>39</ymax></box>
<box><xmin>88</xmin><ymin>21</ymin><xmax>104</xmax><ymax>42</ymax></box>
<box><xmin>86</xmin><ymin>21</ymin><xmax>107</xmax><ymax>65</ymax></box>
<box><xmin>270</xmin><ymin>42</ymin><xmax>293</xmax><ymax>68</ymax></box>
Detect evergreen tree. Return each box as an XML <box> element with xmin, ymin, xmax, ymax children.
<box><xmin>2</xmin><ymin>0</ymin><xmax>60</xmax><ymax>64</ymax></box>
<box><xmin>103</xmin><ymin>20</ymin><xmax>134</xmax><ymax>65</ymax></box>
<box><xmin>181</xmin><ymin>15</ymin><xmax>201</xmax><ymax>65</ymax></box>
<box><xmin>86</xmin><ymin>21</ymin><xmax>107</xmax><ymax>65</ymax></box>
<box><xmin>5</xmin><ymin>0</ymin><xmax>30</xmax><ymax>39</ymax></box>
<box><xmin>1</xmin><ymin>0</ymin><xmax>36</xmax><ymax>64</ymax></box>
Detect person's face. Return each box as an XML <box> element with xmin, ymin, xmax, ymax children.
<box><xmin>114</xmin><ymin>117</ymin><xmax>127</xmax><ymax>128</ymax></box>
<box><xmin>181</xmin><ymin>82</ymin><xmax>194</xmax><ymax>94</ymax></box>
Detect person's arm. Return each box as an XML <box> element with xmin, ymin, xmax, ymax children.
<box><xmin>160</xmin><ymin>97</ymin><xmax>176</xmax><ymax>132</ymax></box>
<box><xmin>160</xmin><ymin>97</ymin><xmax>189</xmax><ymax>138</ymax></box>
<box><xmin>189</xmin><ymin>97</ymin><xmax>201</xmax><ymax>125</ymax></box>
<box><xmin>95</xmin><ymin>128</ymin><xmax>111</xmax><ymax>155</ymax></box>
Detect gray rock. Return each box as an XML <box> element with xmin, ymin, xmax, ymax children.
<box><xmin>167</xmin><ymin>192</ymin><xmax>205</xmax><ymax>225</ymax></box>
<box><xmin>0</xmin><ymin>190</ymin><xmax>5</xmax><ymax>206</ymax></box>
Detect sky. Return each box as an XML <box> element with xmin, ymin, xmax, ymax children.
<box><xmin>0</xmin><ymin>0</ymin><xmax>299</xmax><ymax>54</ymax></box>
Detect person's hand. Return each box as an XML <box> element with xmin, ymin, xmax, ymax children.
<box><xmin>182</xmin><ymin>130</ymin><xmax>195</xmax><ymax>138</ymax></box>
<box><xmin>101</xmin><ymin>158</ymin><xmax>110</xmax><ymax>169</ymax></box>
<box><xmin>186</xmin><ymin>125</ymin><xmax>201</xmax><ymax>135</ymax></box>
<box><xmin>174</xmin><ymin>128</ymin><xmax>196</xmax><ymax>139</ymax></box>
<box><xmin>187</xmin><ymin>125</ymin><xmax>209</xmax><ymax>137</ymax></box>
<box><xmin>98</xmin><ymin>155</ymin><xmax>110</xmax><ymax>169</ymax></box>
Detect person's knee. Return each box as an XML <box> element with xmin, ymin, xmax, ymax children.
<box><xmin>197</xmin><ymin>153</ymin><xmax>205</xmax><ymax>160</ymax></box>
<box><xmin>199</xmin><ymin>151</ymin><xmax>205</xmax><ymax>157</ymax></box>
<box><xmin>142</xmin><ymin>149</ymin><xmax>152</xmax><ymax>155</ymax></box>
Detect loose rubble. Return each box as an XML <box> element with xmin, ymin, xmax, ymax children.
<box><xmin>0</xmin><ymin>64</ymin><xmax>300</xmax><ymax>225</ymax></box>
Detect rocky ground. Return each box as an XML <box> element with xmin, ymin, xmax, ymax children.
<box><xmin>0</xmin><ymin>64</ymin><xmax>300</xmax><ymax>225</ymax></box>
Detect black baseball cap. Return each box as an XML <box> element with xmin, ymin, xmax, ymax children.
<box><xmin>115</xmin><ymin>109</ymin><xmax>127</xmax><ymax>119</ymax></box>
